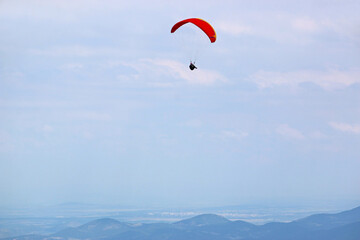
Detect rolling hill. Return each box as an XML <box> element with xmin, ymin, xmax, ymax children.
<box><xmin>3</xmin><ymin>205</ymin><xmax>360</xmax><ymax>240</ymax></box>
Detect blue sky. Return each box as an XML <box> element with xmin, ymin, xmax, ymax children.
<box><xmin>0</xmin><ymin>0</ymin><xmax>359</xmax><ymax>208</ymax></box>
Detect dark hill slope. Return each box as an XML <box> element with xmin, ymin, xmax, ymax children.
<box><xmin>3</xmin><ymin>206</ymin><xmax>360</xmax><ymax>240</ymax></box>
<box><xmin>294</xmin><ymin>206</ymin><xmax>360</xmax><ymax>230</ymax></box>
<box><xmin>174</xmin><ymin>213</ymin><xmax>230</xmax><ymax>227</ymax></box>
<box><xmin>53</xmin><ymin>218</ymin><xmax>130</xmax><ymax>239</ymax></box>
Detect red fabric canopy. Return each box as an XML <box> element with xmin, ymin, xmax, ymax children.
<box><xmin>171</xmin><ymin>18</ymin><xmax>217</xmax><ymax>43</ymax></box>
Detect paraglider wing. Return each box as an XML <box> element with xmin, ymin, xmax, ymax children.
<box><xmin>171</xmin><ymin>18</ymin><xmax>217</xmax><ymax>43</ymax></box>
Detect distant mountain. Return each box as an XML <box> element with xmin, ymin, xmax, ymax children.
<box><xmin>304</xmin><ymin>221</ymin><xmax>360</xmax><ymax>240</ymax></box>
<box><xmin>174</xmin><ymin>213</ymin><xmax>230</xmax><ymax>227</ymax></box>
<box><xmin>2</xmin><ymin>205</ymin><xmax>360</xmax><ymax>240</ymax></box>
<box><xmin>254</xmin><ymin>222</ymin><xmax>308</xmax><ymax>240</ymax></box>
<box><xmin>294</xmin><ymin>206</ymin><xmax>360</xmax><ymax>230</ymax></box>
<box><xmin>52</xmin><ymin>218</ymin><xmax>130</xmax><ymax>239</ymax></box>
<box><xmin>320</xmin><ymin>221</ymin><xmax>360</xmax><ymax>240</ymax></box>
<box><xmin>197</xmin><ymin>220</ymin><xmax>257</xmax><ymax>239</ymax></box>
<box><xmin>1</xmin><ymin>234</ymin><xmax>44</xmax><ymax>240</ymax></box>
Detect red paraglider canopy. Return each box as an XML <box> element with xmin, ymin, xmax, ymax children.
<box><xmin>171</xmin><ymin>18</ymin><xmax>217</xmax><ymax>43</ymax></box>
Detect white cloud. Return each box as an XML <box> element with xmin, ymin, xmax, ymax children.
<box><xmin>292</xmin><ymin>18</ymin><xmax>319</xmax><ymax>33</ymax></box>
<box><xmin>29</xmin><ymin>46</ymin><xmax>123</xmax><ymax>57</ymax></box>
<box><xmin>248</xmin><ymin>69</ymin><xmax>360</xmax><ymax>90</ymax></box>
<box><xmin>0</xmin><ymin>100</ymin><xmax>68</xmax><ymax>108</ymax></box>
<box><xmin>214</xmin><ymin>8</ymin><xmax>360</xmax><ymax>45</ymax></box>
<box><xmin>290</xmin><ymin>16</ymin><xmax>358</xmax><ymax>39</ymax></box>
<box><xmin>309</xmin><ymin>131</ymin><xmax>328</xmax><ymax>139</ymax></box>
<box><xmin>216</xmin><ymin>21</ymin><xmax>253</xmax><ymax>36</ymax></box>
<box><xmin>42</xmin><ymin>125</ymin><xmax>54</xmax><ymax>133</ymax></box>
<box><xmin>220</xmin><ymin>130</ymin><xmax>248</xmax><ymax>141</ymax></box>
<box><xmin>0</xmin><ymin>0</ymin><xmax>126</xmax><ymax>21</ymax></box>
<box><xmin>183</xmin><ymin>119</ymin><xmax>203</xmax><ymax>128</ymax></box>
<box><xmin>59</xmin><ymin>63</ymin><xmax>84</xmax><ymax>70</ymax></box>
<box><xmin>329</xmin><ymin>122</ymin><xmax>360</xmax><ymax>134</ymax></box>
<box><xmin>67</xmin><ymin>111</ymin><xmax>112</xmax><ymax>121</ymax></box>
<box><xmin>125</xmin><ymin>59</ymin><xmax>227</xmax><ymax>86</ymax></box>
<box><xmin>276</xmin><ymin>124</ymin><xmax>305</xmax><ymax>140</ymax></box>
<box><xmin>82</xmin><ymin>131</ymin><xmax>94</xmax><ymax>140</ymax></box>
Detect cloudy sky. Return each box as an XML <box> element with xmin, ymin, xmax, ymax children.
<box><xmin>0</xmin><ymin>0</ymin><xmax>359</xmax><ymax>208</ymax></box>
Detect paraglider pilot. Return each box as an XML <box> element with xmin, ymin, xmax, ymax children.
<box><xmin>189</xmin><ymin>62</ymin><xmax>197</xmax><ymax>71</ymax></box>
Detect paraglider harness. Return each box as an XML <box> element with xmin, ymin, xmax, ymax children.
<box><xmin>189</xmin><ymin>62</ymin><xmax>197</xmax><ymax>71</ymax></box>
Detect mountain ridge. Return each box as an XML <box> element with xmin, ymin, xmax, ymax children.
<box><xmin>2</xmin><ymin>205</ymin><xmax>360</xmax><ymax>240</ymax></box>
<box><xmin>174</xmin><ymin>213</ymin><xmax>230</xmax><ymax>227</ymax></box>
<box><xmin>293</xmin><ymin>205</ymin><xmax>360</xmax><ymax>230</ymax></box>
